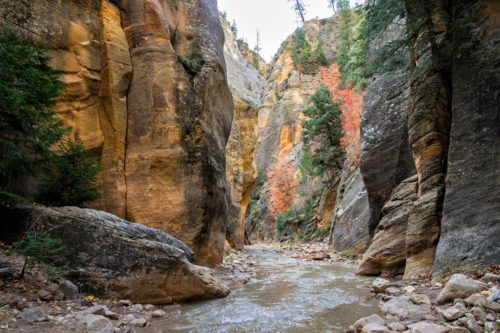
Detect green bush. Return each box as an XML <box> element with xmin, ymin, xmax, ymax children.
<box><xmin>0</xmin><ymin>29</ymin><xmax>65</xmax><ymax>199</ymax></box>
<box><xmin>14</xmin><ymin>230</ymin><xmax>66</xmax><ymax>278</ymax></box>
<box><xmin>178</xmin><ymin>49</ymin><xmax>205</xmax><ymax>76</ymax></box>
<box><xmin>291</xmin><ymin>28</ymin><xmax>329</xmax><ymax>73</ymax></box>
<box><xmin>39</xmin><ymin>134</ymin><xmax>101</xmax><ymax>206</ymax></box>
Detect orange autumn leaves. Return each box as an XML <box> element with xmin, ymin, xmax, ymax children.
<box><xmin>320</xmin><ymin>64</ymin><xmax>362</xmax><ymax>166</ymax></box>
<box><xmin>267</xmin><ymin>161</ymin><xmax>298</xmax><ymax>215</ymax></box>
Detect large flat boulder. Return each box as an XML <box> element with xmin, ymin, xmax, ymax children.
<box><xmin>8</xmin><ymin>205</ymin><xmax>229</xmax><ymax>304</ymax></box>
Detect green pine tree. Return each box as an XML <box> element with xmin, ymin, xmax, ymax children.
<box><xmin>301</xmin><ymin>84</ymin><xmax>344</xmax><ymax>179</ymax></box>
<box><xmin>0</xmin><ymin>30</ymin><xmax>66</xmax><ymax>203</ymax></box>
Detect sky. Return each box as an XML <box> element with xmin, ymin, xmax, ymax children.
<box><xmin>218</xmin><ymin>0</ymin><xmax>360</xmax><ymax>62</ymax></box>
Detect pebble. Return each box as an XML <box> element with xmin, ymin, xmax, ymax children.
<box><xmin>130</xmin><ymin>304</ymin><xmax>143</xmax><ymax>313</ymax></box>
<box><xmin>387</xmin><ymin>321</ymin><xmax>406</xmax><ymax>331</ymax></box>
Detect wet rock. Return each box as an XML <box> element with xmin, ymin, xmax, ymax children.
<box><xmin>410</xmin><ymin>293</ymin><xmax>431</xmax><ymax>305</ymax></box>
<box><xmin>59</xmin><ymin>280</ymin><xmax>79</xmax><ymax>300</ymax></box>
<box><xmin>21</xmin><ymin>307</ymin><xmax>48</xmax><ymax>322</ymax></box>
<box><xmin>311</xmin><ymin>251</ymin><xmax>331</xmax><ymax>261</ymax></box>
<box><xmin>353</xmin><ymin>314</ymin><xmax>385</xmax><ymax>331</ymax></box>
<box><xmin>436</xmin><ymin>274</ymin><xmax>486</xmax><ymax>304</ymax></box>
<box><xmin>124</xmin><ymin>314</ymin><xmax>147</xmax><ymax>327</ymax></box>
<box><xmin>76</xmin><ymin>314</ymin><xmax>113</xmax><ymax>333</ymax></box>
<box><xmin>482</xmin><ymin>273</ymin><xmax>499</xmax><ymax>284</ymax></box>
<box><xmin>407</xmin><ymin>321</ymin><xmax>449</xmax><ymax>333</ymax></box>
<box><xmin>152</xmin><ymin>310</ymin><xmax>166</xmax><ymax>318</ymax></box>
<box><xmin>361</xmin><ymin>323</ymin><xmax>390</xmax><ymax>333</ymax></box>
<box><xmin>372</xmin><ymin>278</ymin><xmax>391</xmax><ymax>293</ymax></box>
<box><xmin>381</xmin><ymin>296</ymin><xmax>430</xmax><ymax>320</ymax></box>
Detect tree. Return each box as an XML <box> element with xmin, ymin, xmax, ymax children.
<box><xmin>14</xmin><ymin>230</ymin><xmax>65</xmax><ymax>279</ymax></box>
<box><xmin>254</xmin><ymin>29</ymin><xmax>262</xmax><ymax>55</ymax></box>
<box><xmin>39</xmin><ymin>134</ymin><xmax>101</xmax><ymax>206</ymax></box>
<box><xmin>230</xmin><ymin>19</ymin><xmax>238</xmax><ymax>37</ymax></box>
<box><xmin>288</xmin><ymin>0</ymin><xmax>307</xmax><ymax>25</ymax></box>
<box><xmin>291</xmin><ymin>28</ymin><xmax>328</xmax><ymax>73</ymax></box>
<box><xmin>267</xmin><ymin>161</ymin><xmax>297</xmax><ymax>215</ymax></box>
<box><xmin>301</xmin><ymin>84</ymin><xmax>344</xmax><ymax>179</ymax></box>
<box><xmin>0</xmin><ymin>30</ymin><xmax>66</xmax><ymax>202</ymax></box>
<box><xmin>327</xmin><ymin>0</ymin><xmax>337</xmax><ymax>14</ymax></box>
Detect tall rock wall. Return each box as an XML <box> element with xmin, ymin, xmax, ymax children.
<box><xmin>0</xmin><ymin>0</ymin><xmax>233</xmax><ymax>266</ymax></box>
<box><xmin>359</xmin><ymin>0</ymin><xmax>500</xmax><ymax>278</ymax></box>
<box><xmin>221</xmin><ymin>17</ymin><xmax>264</xmax><ymax>250</ymax></box>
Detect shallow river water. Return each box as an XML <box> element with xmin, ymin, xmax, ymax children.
<box><xmin>143</xmin><ymin>246</ymin><xmax>379</xmax><ymax>333</ymax></box>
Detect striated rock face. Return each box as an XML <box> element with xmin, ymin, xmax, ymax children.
<box><xmin>0</xmin><ymin>0</ymin><xmax>233</xmax><ymax>266</ymax></box>
<box><xmin>332</xmin><ymin>167</ymin><xmax>370</xmax><ymax>253</ymax></box>
<box><xmin>434</xmin><ymin>0</ymin><xmax>500</xmax><ymax>276</ymax></box>
<box><xmin>358</xmin><ymin>176</ymin><xmax>417</xmax><ymax>277</ymax></box>
<box><xmin>359</xmin><ymin>0</ymin><xmax>499</xmax><ymax>278</ymax></box>
<box><xmin>5</xmin><ymin>205</ymin><xmax>229</xmax><ymax>304</ymax></box>
<box><xmin>222</xmin><ymin>17</ymin><xmax>264</xmax><ymax>250</ymax></box>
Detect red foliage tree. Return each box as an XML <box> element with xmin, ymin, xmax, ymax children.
<box><xmin>267</xmin><ymin>161</ymin><xmax>298</xmax><ymax>215</ymax></box>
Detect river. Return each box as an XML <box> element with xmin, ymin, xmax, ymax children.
<box><xmin>143</xmin><ymin>246</ymin><xmax>378</xmax><ymax>333</ymax></box>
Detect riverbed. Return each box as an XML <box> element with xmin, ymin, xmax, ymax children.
<box><xmin>143</xmin><ymin>246</ymin><xmax>379</xmax><ymax>333</ymax></box>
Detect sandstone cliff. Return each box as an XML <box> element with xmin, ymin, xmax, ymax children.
<box><xmin>221</xmin><ymin>17</ymin><xmax>264</xmax><ymax>250</ymax></box>
<box><xmin>0</xmin><ymin>0</ymin><xmax>233</xmax><ymax>266</ymax></box>
<box><xmin>358</xmin><ymin>0</ymin><xmax>500</xmax><ymax>278</ymax></box>
<box><xmin>247</xmin><ymin>18</ymin><xmax>358</xmax><ymax>242</ymax></box>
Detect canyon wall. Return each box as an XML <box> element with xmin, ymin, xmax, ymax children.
<box><xmin>0</xmin><ymin>0</ymin><xmax>233</xmax><ymax>266</ymax></box>
<box><xmin>358</xmin><ymin>0</ymin><xmax>500</xmax><ymax>278</ymax></box>
<box><xmin>221</xmin><ymin>17</ymin><xmax>264</xmax><ymax>250</ymax></box>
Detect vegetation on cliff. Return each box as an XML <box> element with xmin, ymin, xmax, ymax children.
<box><xmin>0</xmin><ymin>30</ymin><xmax>100</xmax><ymax>207</ymax></box>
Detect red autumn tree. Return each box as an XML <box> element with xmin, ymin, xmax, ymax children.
<box><xmin>267</xmin><ymin>161</ymin><xmax>298</xmax><ymax>215</ymax></box>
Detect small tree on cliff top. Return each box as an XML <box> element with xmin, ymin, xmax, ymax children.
<box><xmin>301</xmin><ymin>84</ymin><xmax>344</xmax><ymax>180</ymax></box>
<box><xmin>289</xmin><ymin>0</ymin><xmax>307</xmax><ymax>25</ymax></box>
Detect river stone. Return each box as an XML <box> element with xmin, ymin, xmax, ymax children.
<box><xmin>59</xmin><ymin>280</ymin><xmax>79</xmax><ymax>300</ymax></box>
<box><xmin>354</xmin><ymin>314</ymin><xmax>385</xmax><ymax>331</ymax></box>
<box><xmin>76</xmin><ymin>314</ymin><xmax>113</xmax><ymax>333</ymax></box>
<box><xmin>361</xmin><ymin>323</ymin><xmax>390</xmax><ymax>333</ymax></box>
<box><xmin>410</xmin><ymin>293</ymin><xmax>431</xmax><ymax>305</ymax></box>
<box><xmin>436</xmin><ymin>274</ymin><xmax>487</xmax><ymax>304</ymax></box>
<box><xmin>483</xmin><ymin>273</ymin><xmax>499</xmax><ymax>284</ymax></box>
<box><xmin>381</xmin><ymin>296</ymin><xmax>430</xmax><ymax>320</ymax></box>
<box><xmin>37</xmin><ymin>289</ymin><xmax>52</xmax><ymax>301</ymax></box>
<box><xmin>79</xmin><ymin>305</ymin><xmax>109</xmax><ymax>317</ymax></box>
<box><xmin>387</xmin><ymin>322</ymin><xmax>406</xmax><ymax>331</ymax></box>
<box><xmin>21</xmin><ymin>307</ymin><xmax>47</xmax><ymax>322</ymax></box>
<box><xmin>152</xmin><ymin>310</ymin><xmax>167</xmax><ymax>318</ymax></box>
<box><xmin>372</xmin><ymin>278</ymin><xmax>391</xmax><ymax>293</ymax></box>
<box><xmin>407</xmin><ymin>322</ymin><xmax>449</xmax><ymax>333</ymax></box>
<box><xmin>440</xmin><ymin>303</ymin><xmax>466</xmax><ymax>321</ymax></box>
<box><xmin>471</xmin><ymin>306</ymin><xmax>487</xmax><ymax>321</ymax></box>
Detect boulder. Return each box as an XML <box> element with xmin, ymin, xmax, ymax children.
<box><xmin>10</xmin><ymin>205</ymin><xmax>229</xmax><ymax>304</ymax></box>
<box><xmin>483</xmin><ymin>273</ymin><xmax>499</xmax><ymax>284</ymax></box>
<box><xmin>439</xmin><ymin>304</ymin><xmax>466</xmax><ymax>321</ymax></box>
<box><xmin>436</xmin><ymin>274</ymin><xmax>487</xmax><ymax>304</ymax></box>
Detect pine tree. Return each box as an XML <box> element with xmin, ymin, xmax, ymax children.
<box><xmin>0</xmin><ymin>30</ymin><xmax>66</xmax><ymax>202</ymax></box>
<box><xmin>301</xmin><ymin>84</ymin><xmax>344</xmax><ymax>179</ymax></box>
<box><xmin>288</xmin><ymin>0</ymin><xmax>307</xmax><ymax>25</ymax></box>
<box><xmin>327</xmin><ymin>0</ymin><xmax>337</xmax><ymax>15</ymax></box>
